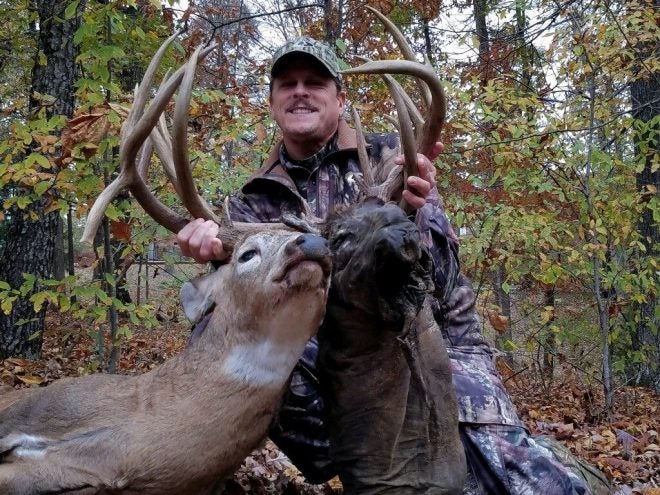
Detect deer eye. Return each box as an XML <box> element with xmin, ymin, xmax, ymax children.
<box><xmin>331</xmin><ymin>231</ymin><xmax>354</xmax><ymax>250</ymax></box>
<box><xmin>238</xmin><ymin>249</ymin><xmax>257</xmax><ymax>263</ymax></box>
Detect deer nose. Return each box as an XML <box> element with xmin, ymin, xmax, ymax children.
<box><xmin>374</xmin><ymin>226</ymin><xmax>420</xmax><ymax>265</ymax></box>
<box><xmin>288</xmin><ymin>234</ymin><xmax>330</xmax><ymax>259</ymax></box>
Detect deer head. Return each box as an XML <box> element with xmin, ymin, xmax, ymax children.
<box><xmin>0</xmin><ymin>230</ymin><xmax>332</xmax><ymax>493</ymax></box>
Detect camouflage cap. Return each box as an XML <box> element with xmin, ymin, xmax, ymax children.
<box><xmin>271</xmin><ymin>37</ymin><xmax>340</xmax><ymax>79</ymax></box>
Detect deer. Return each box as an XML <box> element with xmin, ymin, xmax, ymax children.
<box><xmin>318</xmin><ymin>199</ymin><xmax>466</xmax><ymax>494</ymax></box>
<box><xmin>0</xmin><ymin>229</ymin><xmax>331</xmax><ymax>494</ymax></box>
<box><xmin>0</xmin><ymin>33</ymin><xmax>333</xmax><ymax>495</ymax></box>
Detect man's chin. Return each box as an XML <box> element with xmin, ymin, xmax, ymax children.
<box><xmin>284</xmin><ymin>125</ymin><xmax>321</xmax><ymax>142</ymax></box>
<box><xmin>285</xmin><ymin>116</ymin><xmax>317</xmax><ymax>129</ymax></box>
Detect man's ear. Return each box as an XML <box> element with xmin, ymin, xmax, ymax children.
<box><xmin>337</xmin><ymin>90</ymin><xmax>346</xmax><ymax>113</ymax></box>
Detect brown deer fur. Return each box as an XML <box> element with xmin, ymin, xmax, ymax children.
<box><xmin>0</xmin><ymin>231</ymin><xmax>331</xmax><ymax>495</ymax></box>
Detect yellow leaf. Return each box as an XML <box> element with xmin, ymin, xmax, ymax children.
<box><xmin>16</xmin><ymin>374</ymin><xmax>44</xmax><ymax>386</ymax></box>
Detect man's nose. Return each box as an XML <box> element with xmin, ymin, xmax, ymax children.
<box><xmin>292</xmin><ymin>81</ymin><xmax>309</xmax><ymax>95</ymax></box>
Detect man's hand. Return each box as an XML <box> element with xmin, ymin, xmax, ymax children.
<box><xmin>395</xmin><ymin>141</ymin><xmax>443</xmax><ymax>210</ymax></box>
<box><xmin>177</xmin><ymin>218</ymin><xmax>228</xmax><ymax>263</ymax></box>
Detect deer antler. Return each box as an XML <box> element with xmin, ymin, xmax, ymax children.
<box><xmin>81</xmin><ymin>32</ymin><xmax>294</xmax><ymax>253</ymax></box>
<box><xmin>342</xmin><ymin>7</ymin><xmax>447</xmax><ymax>202</ymax></box>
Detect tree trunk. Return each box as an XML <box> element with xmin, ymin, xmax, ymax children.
<box><xmin>0</xmin><ymin>0</ymin><xmax>83</xmax><ymax>359</ymax></box>
<box><xmin>493</xmin><ymin>265</ymin><xmax>513</xmax><ymax>366</ymax></box>
<box><xmin>473</xmin><ymin>0</ymin><xmax>490</xmax><ymax>86</ymax></box>
<box><xmin>542</xmin><ymin>285</ymin><xmax>556</xmax><ymax>378</ymax></box>
<box><xmin>628</xmin><ymin>0</ymin><xmax>659</xmax><ymax>391</ymax></box>
<box><xmin>53</xmin><ymin>218</ymin><xmax>66</xmax><ymax>280</ymax></box>
<box><xmin>323</xmin><ymin>0</ymin><xmax>343</xmax><ymax>46</ymax></box>
<box><xmin>67</xmin><ymin>202</ymin><xmax>75</xmax><ymax>277</ymax></box>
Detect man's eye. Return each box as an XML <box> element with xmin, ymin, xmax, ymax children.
<box><xmin>238</xmin><ymin>249</ymin><xmax>257</xmax><ymax>263</ymax></box>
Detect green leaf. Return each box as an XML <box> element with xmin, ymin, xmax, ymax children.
<box><xmin>16</xmin><ymin>196</ymin><xmax>31</xmax><ymax>209</ymax></box>
<box><xmin>30</xmin><ymin>292</ymin><xmax>48</xmax><ymax>312</ymax></box>
<box><xmin>105</xmin><ymin>203</ymin><xmax>121</xmax><ymax>220</ymax></box>
<box><xmin>59</xmin><ymin>294</ymin><xmax>71</xmax><ymax>312</ymax></box>
<box><xmin>74</xmin><ymin>286</ymin><xmax>98</xmax><ymax>299</ymax></box>
<box><xmin>1</xmin><ymin>297</ymin><xmax>14</xmax><ymax>315</ymax></box>
<box><xmin>34</xmin><ymin>181</ymin><xmax>51</xmax><ymax>196</ymax></box>
<box><xmin>64</xmin><ymin>0</ymin><xmax>80</xmax><ymax>20</ymax></box>
<box><xmin>96</xmin><ymin>288</ymin><xmax>112</xmax><ymax>305</ymax></box>
<box><xmin>133</xmin><ymin>26</ymin><xmax>146</xmax><ymax>40</ymax></box>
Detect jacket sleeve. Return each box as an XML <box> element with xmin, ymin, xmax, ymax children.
<box><xmin>414</xmin><ymin>187</ymin><xmax>461</xmax><ymax>305</ymax></box>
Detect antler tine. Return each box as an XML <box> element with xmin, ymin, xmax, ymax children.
<box><xmin>127</xmin><ymin>31</ymin><xmax>183</xmax><ymax>130</ymax></box>
<box><xmin>80</xmin><ymin>37</ymin><xmax>217</xmax><ymax>244</ymax></box>
<box><xmin>381</xmin><ymin>73</ymin><xmax>417</xmax><ymax>190</ymax></box>
<box><xmin>365</xmin><ymin>6</ymin><xmax>432</xmax><ymax>110</ymax></box>
<box><xmin>171</xmin><ymin>45</ymin><xmax>223</xmax><ymax>224</ymax></box>
<box><xmin>384</xmin><ymin>75</ymin><xmax>425</xmax><ymax>132</ymax></box>
<box><xmin>150</xmin><ymin>112</ymin><xmax>180</xmax><ymax>194</ymax></box>
<box><xmin>342</xmin><ymin>59</ymin><xmax>446</xmax><ymax>159</ymax></box>
<box><xmin>351</xmin><ymin>107</ymin><xmax>374</xmax><ymax>190</ymax></box>
<box><xmin>149</xmin><ymin>67</ymin><xmax>182</xmax><ymax>194</ymax></box>
<box><xmin>136</xmin><ymin>138</ymin><xmax>153</xmax><ymax>181</ymax></box>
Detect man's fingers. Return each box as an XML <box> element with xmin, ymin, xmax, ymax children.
<box><xmin>417</xmin><ymin>156</ymin><xmax>437</xmax><ymax>184</ymax></box>
<box><xmin>176</xmin><ymin>218</ymin><xmax>204</xmax><ymax>257</ymax></box>
<box><xmin>429</xmin><ymin>141</ymin><xmax>444</xmax><ymax>161</ymax></box>
<box><xmin>177</xmin><ymin>219</ymin><xmax>224</xmax><ymax>262</ymax></box>
<box><xmin>407</xmin><ymin>175</ymin><xmax>432</xmax><ymax>195</ymax></box>
<box><xmin>188</xmin><ymin>221</ymin><xmax>218</xmax><ymax>259</ymax></box>
<box><xmin>211</xmin><ymin>239</ymin><xmax>227</xmax><ymax>260</ymax></box>
<box><xmin>401</xmin><ymin>189</ymin><xmax>425</xmax><ymax>209</ymax></box>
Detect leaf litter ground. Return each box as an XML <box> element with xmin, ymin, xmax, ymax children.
<box><xmin>0</xmin><ymin>310</ymin><xmax>657</xmax><ymax>494</ymax></box>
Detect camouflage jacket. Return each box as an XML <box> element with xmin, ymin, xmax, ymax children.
<box><xmin>226</xmin><ymin>119</ymin><xmax>522</xmax><ymax>429</ymax></box>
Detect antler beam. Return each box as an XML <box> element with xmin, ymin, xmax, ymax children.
<box><xmin>341</xmin><ymin>8</ymin><xmax>447</xmax><ymax>204</ymax></box>
<box><xmin>81</xmin><ymin>32</ymin><xmax>293</xmax><ymax>253</ymax></box>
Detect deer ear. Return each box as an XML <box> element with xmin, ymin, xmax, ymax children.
<box><xmin>180</xmin><ymin>271</ymin><xmax>220</xmax><ymax>322</ymax></box>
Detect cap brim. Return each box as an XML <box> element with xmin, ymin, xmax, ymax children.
<box><xmin>271</xmin><ymin>51</ymin><xmax>339</xmax><ymax>79</ymax></box>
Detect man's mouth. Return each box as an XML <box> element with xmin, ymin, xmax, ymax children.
<box><xmin>289</xmin><ymin>106</ymin><xmax>316</xmax><ymax>114</ymax></box>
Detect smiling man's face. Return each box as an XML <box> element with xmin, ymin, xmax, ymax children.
<box><xmin>269</xmin><ymin>54</ymin><xmax>346</xmax><ymax>160</ymax></box>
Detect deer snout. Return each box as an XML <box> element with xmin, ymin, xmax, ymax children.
<box><xmin>274</xmin><ymin>234</ymin><xmax>332</xmax><ymax>286</ymax></box>
<box><xmin>286</xmin><ymin>234</ymin><xmax>332</xmax><ymax>274</ymax></box>
<box><xmin>374</xmin><ymin>225</ymin><xmax>421</xmax><ymax>268</ymax></box>
<box><xmin>288</xmin><ymin>233</ymin><xmax>329</xmax><ymax>258</ymax></box>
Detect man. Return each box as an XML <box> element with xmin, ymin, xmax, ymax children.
<box><xmin>178</xmin><ymin>37</ymin><xmax>609</xmax><ymax>494</ymax></box>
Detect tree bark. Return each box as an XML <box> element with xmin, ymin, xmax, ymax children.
<box><xmin>493</xmin><ymin>265</ymin><xmax>514</xmax><ymax>366</ymax></box>
<box><xmin>0</xmin><ymin>0</ymin><xmax>83</xmax><ymax>359</ymax></box>
<box><xmin>473</xmin><ymin>0</ymin><xmax>491</xmax><ymax>86</ymax></box>
<box><xmin>53</xmin><ymin>219</ymin><xmax>66</xmax><ymax>280</ymax></box>
<box><xmin>628</xmin><ymin>0</ymin><xmax>659</xmax><ymax>391</ymax></box>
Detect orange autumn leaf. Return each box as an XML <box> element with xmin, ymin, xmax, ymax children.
<box><xmin>486</xmin><ymin>308</ymin><xmax>509</xmax><ymax>333</ymax></box>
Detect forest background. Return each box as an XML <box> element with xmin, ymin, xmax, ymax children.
<box><xmin>0</xmin><ymin>0</ymin><xmax>658</xmax><ymax>492</ymax></box>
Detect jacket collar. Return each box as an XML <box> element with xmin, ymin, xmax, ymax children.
<box><xmin>239</xmin><ymin>119</ymin><xmax>360</xmax><ymax>199</ymax></box>
<box><xmin>253</xmin><ymin>119</ymin><xmax>357</xmax><ymax>178</ymax></box>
